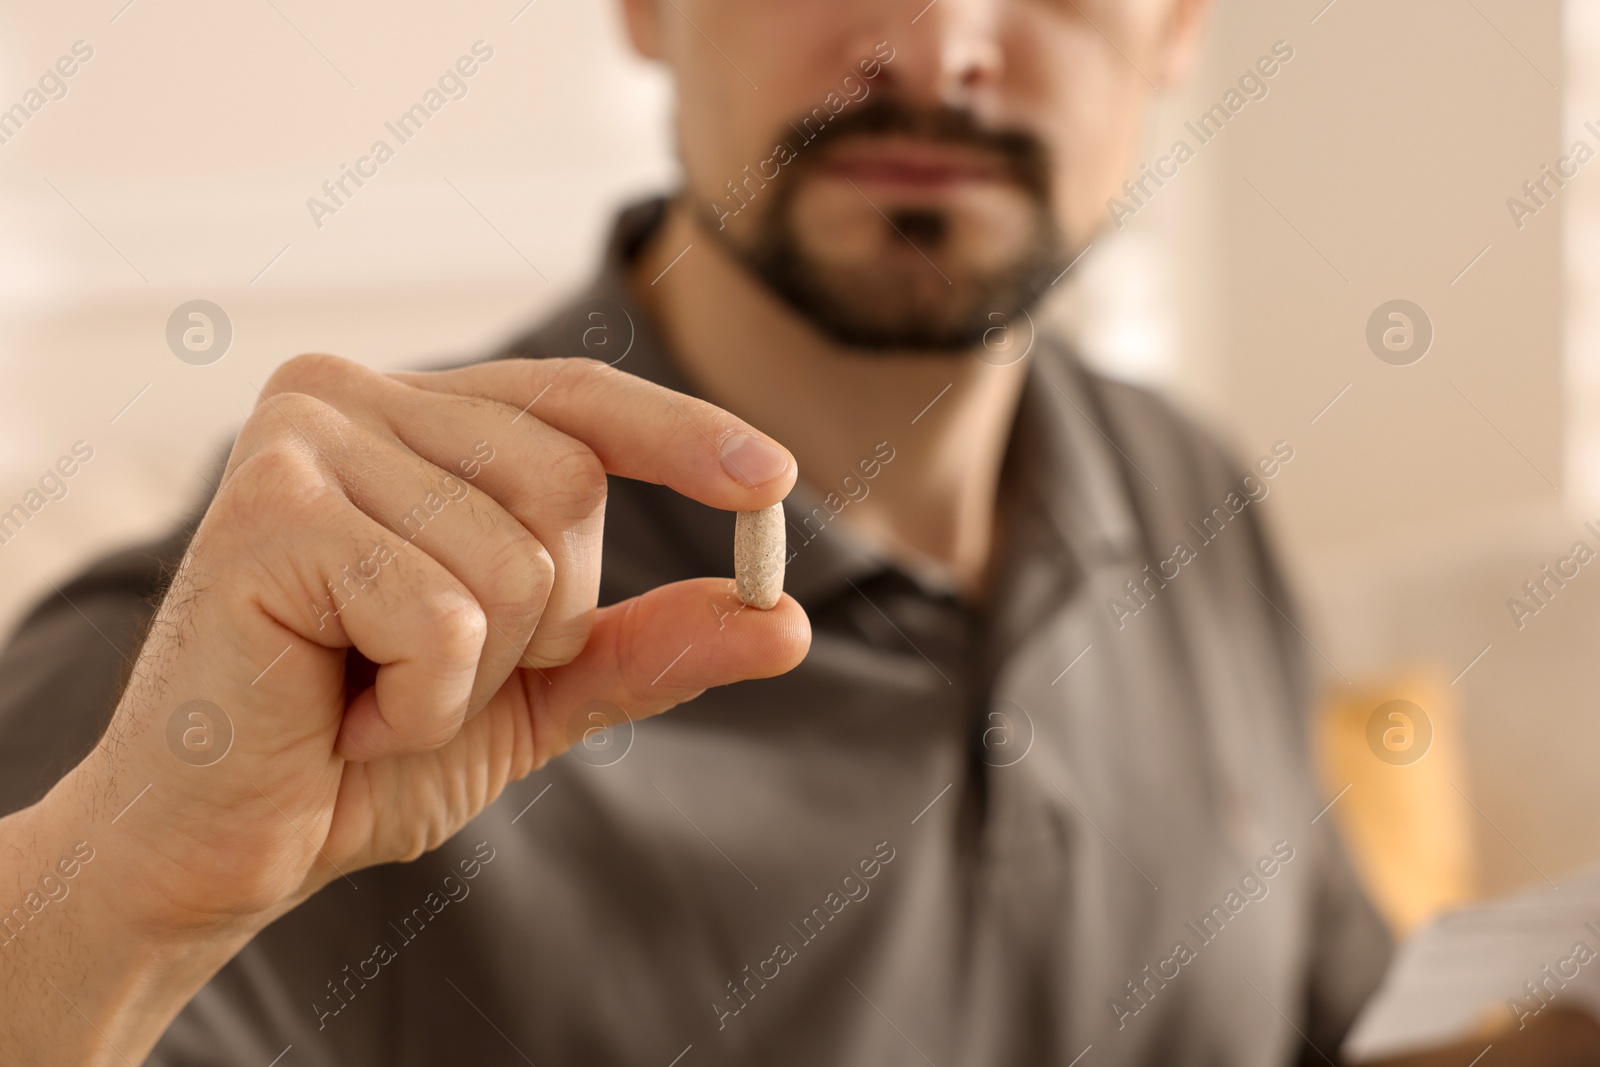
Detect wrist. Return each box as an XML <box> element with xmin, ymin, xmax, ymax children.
<box><xmin>0</xmin><ymin>770</ymin><xmax>265</xmax><ymax>1065</ymax></box>
<box><xmin>46</xmin><ymin>752</ymin><xmax>282</xmax><ymax>941</ymax></box>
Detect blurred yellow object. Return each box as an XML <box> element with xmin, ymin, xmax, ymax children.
<box><xmin>1315</xmin><ymin>669</ymin><xmax>1478</xmax><ymax>935</ymax></box>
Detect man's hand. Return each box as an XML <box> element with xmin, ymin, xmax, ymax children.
<box><xmin>1</xmin><ymin>354</ymin><xmax>810</xmax><ymax>1065</ymax></box>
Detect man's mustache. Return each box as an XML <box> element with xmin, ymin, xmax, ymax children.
<box><xmin>788</xmin><ymin>98</ymin><xmax>1054</xmax><ymax>200</ymax></box>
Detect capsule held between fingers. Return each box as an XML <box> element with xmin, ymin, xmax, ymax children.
<box><xmin>734</xmin><ymin>503</ymin><xmax>786</xmax><ymax>610</ymax></box>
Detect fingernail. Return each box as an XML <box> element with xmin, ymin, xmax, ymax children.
<box><xmin>719</xmin><ymin>433</ymin><xmax>791</xmax><ymax>488</ymax></box>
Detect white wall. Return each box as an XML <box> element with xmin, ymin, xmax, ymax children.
<box><xmin>1124</xmin><ymin>0</ymin><xmax>1575</xmax><ymax>896</ymax></box>
<box><xmin>0</xmin><ymin>0</ymin><xmax>674</xmax><ymax>626</ymax></box>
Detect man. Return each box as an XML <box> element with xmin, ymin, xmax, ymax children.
<box><xmin>0</xmin><ymin>0</ymin><xmax>1595</xmax><ymax>1063</ymax></box>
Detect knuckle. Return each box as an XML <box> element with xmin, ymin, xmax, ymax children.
<box><xmin>262</xmin><ymin>352</ymin><xmax>354</xmax><ymax>397</ymax></box>
<box><xmin>242</xmin><ymin>390</ymin><xmax>340</xmax><ymax>447</ymax></box>
<box><xmin>414</xmin><ymin>589</ymin><xmax>488</xmax><ymax>669</ymax></box>
<box><xmin>555</xmin><ymin>355</ymin><xmax>611</xmax><ymax>378</ymax></box>
<box><xmin>548</xmin><ymin>356</ymin><xmax>622</xmax><ymax>406</ymax></box>
<box><xmin>541</xmin><ymin>438</ymin><xmax>608</xmax><ymax>516</ymax></box>
<box><xmin>480</xmin><ymin>531</ymin><xmax>555</xmax><ymax>622</ymax></box>
<box><xmin>214</xmin><ymin>443</ymin><xmax>338</xmax><ymax>534</ymax></box>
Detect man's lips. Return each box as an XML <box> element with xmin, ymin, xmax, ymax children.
<box><xmin>821</xmin><ymin>141</ymin><xmax>1008</xmax><ymax>190</ymax></box>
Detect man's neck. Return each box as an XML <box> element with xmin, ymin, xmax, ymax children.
<box><xmin>631</xmin><ymin>201</ymin><xmax>1031</xmax><ymax>597</ymax></box>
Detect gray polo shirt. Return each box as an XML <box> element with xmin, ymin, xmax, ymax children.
<box><xmin>0</xmin><ymin>200</ymin><xmax>1390</xmax><ymax>1066</ymax></box>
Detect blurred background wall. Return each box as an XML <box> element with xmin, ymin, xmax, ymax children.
<box><xmin>0</xmin><ymin>0</ymin><xmax>1585</xmax><ymax>907</ymax></box>
<box><xmin>0</xmin><ymin>0</ymin><xmax>676</xmax><ymax>625</ymax></box>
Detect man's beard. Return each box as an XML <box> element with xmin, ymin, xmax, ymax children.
<box><xmin>696</xmin><ymin>99</ymin><xmax>1069</xmax><ymax>353</ymax></box>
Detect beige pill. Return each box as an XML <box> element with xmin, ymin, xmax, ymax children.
<box><xmin>734</xmin><ymin>503</ymin><xmax>786</xmax><ymax>610</ymax></box>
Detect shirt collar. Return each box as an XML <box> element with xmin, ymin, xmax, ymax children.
<box><xmin>497</xmin><ymin>197</ymin><xmax>1143</xmax><ymax>610</ymax></box>
<box><xmin>1013</xmin><ymin>335</ymin><xmax>1143</xmax><ymax>568</ymax></box>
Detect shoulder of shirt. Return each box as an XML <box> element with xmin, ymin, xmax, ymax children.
<box><xmin>1058</xmin><ymin>351</ymin><xmax>1299</xmax><ymax>609</ymax></box>
<box><xmin>1064</xmin><ymin>352</ymin><xmax>1264</xmax><ymax>511</ymax></box>
<box><xmin>1067</xmin><ymin>354</ymin><xmax>1318</xmax><ymax>723</ymax></box>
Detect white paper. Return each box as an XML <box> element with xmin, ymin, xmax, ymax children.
<box><xmin>1344</xmin><ymin>863</ymin><xmax>1600</xmax><ymax>1062</ymax></box>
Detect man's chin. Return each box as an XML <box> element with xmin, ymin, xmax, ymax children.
<box><xmin>745</xmin><ymin>250</ymin><xmax>1062</xmax><ymax>355</ymax></box>
<box><xmin>763</xmin><ymin>287</ymin><xmax>998</xmax><ymax>353</ymax></box>
<box><xmin>690</xmin><ymin>194</ymin><xmax>1065</xmax><ymax>354</ymax></box>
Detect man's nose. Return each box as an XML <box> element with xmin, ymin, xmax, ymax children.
<box><xmin>850</xmin><ymin>0</ymin><xmax>1005</xmax><ymax>107</ymax></box>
